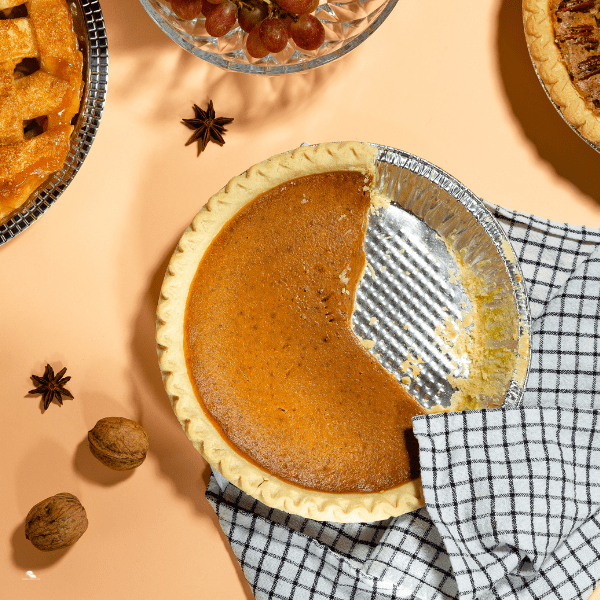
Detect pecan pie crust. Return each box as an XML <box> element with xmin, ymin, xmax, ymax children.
<box><xmin>524</xmin><ymin>0</ymin><xmax>600</xmax><ymax>146</ymax></box>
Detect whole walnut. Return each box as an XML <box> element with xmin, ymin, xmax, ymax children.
<box><xmin>25</xmin><ymin>492</ymin><xmax>88</xmax><ymax>551</ymax></box>
<box><xmin>88</xmin><ymin>417</ymin><xmax>149</xmax><ymax>471</ymax></box>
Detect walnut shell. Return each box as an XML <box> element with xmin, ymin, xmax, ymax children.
<box><xmin>88</xmin><ymin>417</ymin><xmax>149</xmax><ymax>471</ymax></box>
<box><xmin>25</xmin><ymin>492</ymin><xmax>88</xmax><ymax>551</ymax></box>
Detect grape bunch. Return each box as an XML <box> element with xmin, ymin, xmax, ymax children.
<box><xmin>169</xmin><ymin>0</ymin><xmax>326</xmax><ymax>58</ymax></box>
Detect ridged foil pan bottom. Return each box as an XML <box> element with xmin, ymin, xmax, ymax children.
<box><xmin>0</xmin><ymin>0</ymin><xmax>109</xmax><ymax>246</ymax></box>
<box><xmin>352</xmin><ymin>145</ymin><xmax>531</xmax><ymax>410</ymax></box>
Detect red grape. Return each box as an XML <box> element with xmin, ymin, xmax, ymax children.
<box><xmin>205</xmin><ymin>0</ymin><xmax>238</xmax><ymax>36</ymax></box>
<box><xmin>290</xmin><ymin>13</ymin><xmax>324</xmax><ymax>50</ymax></box>
<box><xmin>238</xmin><ymin>2</ymin><xmax>268</xmax><ymax>33</ymax></box>
<box><xmin>246</xmin><ymin>25</ymin><xmax>270</xmax><ymax>58</ymax></box>
<box><xmin>170</xmin><ymin>0</ymin><xmax>203</xmax><ymax>20</ymax></box>
<box><xmin>201</xmin><ymin>0</ymin><xmax>216</xmax><ymax>15</ymax></box>
<box><xmin>276</xmin><ymin>0</ymin><xmax>318</xmax><ymax>15</ymax></box>
<box><xmin>259</xmin><ymin>18</ymin><xmax>289</xmax><ymax>53</ymax></box>
<box><xmin>280</xmin><ymin>13</ymin><xmax>294</xmax><ymax>33</ymax></box>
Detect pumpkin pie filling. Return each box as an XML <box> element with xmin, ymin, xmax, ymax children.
<box><xmin>184</xmin><ymin>169</ymin><xmax>427</xmax><ymax>494</ymax></box>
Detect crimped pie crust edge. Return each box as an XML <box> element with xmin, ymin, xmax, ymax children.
<box><xmin>156</xmin><ymin>141</ymin><xmax>426</xmax><ymax>523</ymax></box>
<box><xmin>523</xmin><ymin>0</ymin><xmax>600</xmax><ymax>146</ymax></box>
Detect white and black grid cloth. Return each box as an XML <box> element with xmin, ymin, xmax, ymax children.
<box><xmin>206</xmin><ymin>204</ymin><xmax>600</xmax><ymax>600</ymax></box>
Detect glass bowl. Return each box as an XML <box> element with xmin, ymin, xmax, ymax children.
<box><xmin>139</xmin><ymin>0</ymin><xmax>398</xmax><ymax>75</ymax></box>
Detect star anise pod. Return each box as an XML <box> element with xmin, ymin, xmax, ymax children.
<box><xmin>29</xmin><ymin>364</ymin><xmax>74</xmax><ymax>410</ymax></box>
<box><xmin>182</xmin><ymin>100</ymin><xmax>234</xmax><ymax>156</ymax></box>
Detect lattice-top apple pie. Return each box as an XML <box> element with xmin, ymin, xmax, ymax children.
<box><xmin>0</xmin><ymin>0</ymin><xmax>83</xmax><ymax>223</ymax></box>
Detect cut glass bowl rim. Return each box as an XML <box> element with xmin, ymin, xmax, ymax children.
<box><xmin>139</xmin><ymin>0</ymin><xmax>398</xmax><ymax>75</ymax></box>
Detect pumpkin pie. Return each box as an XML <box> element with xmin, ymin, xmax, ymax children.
<box><xmin>157</xmin><ymin>142</ymin><xmax>434</xmax><ymax>522</ymax></box>
<box><xmin>524</xmin><ymin>0</ymin><xmax>600</xmax><ymax>147</ymax></box>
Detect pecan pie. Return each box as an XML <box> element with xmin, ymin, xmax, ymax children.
<box><xmin>156</xmin><ymin>142</ymin><xmax>429</xmax><ymax>522</ymax></box>
<box><xmin>524</xmin><ymin>0</ymin><xmax>600</xmax><ymax>146</ymax></box>
<box><xmin>0</xmin><ymin>0</ymin><xmax>83</xmax><ymax>223</ymax></box>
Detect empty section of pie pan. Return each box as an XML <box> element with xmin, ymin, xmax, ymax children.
<box><xmin>350</xmin><ymin>145</ymin><xmax>531</xmax><ymax>411</ymax></box>
<box><xmin>0</xmin><ymin>0</ymin><xmax>109</xmax><ymax>246</ymax></box>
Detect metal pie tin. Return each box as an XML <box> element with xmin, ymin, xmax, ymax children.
<box><xmin>353</xmin><ymin>145</ymin><xmax>531</xmax><ymax>410</ymax></box>
<box><xmin>0</xmin><ymin>0</ymin><xmax>109</xmax><ymax>246</ymax></box>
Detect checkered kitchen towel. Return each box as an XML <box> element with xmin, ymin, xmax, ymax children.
<box><xmin>206</xmin><ymin>204</ymin><xmax>600</xmax><ymax>600</ymax></box>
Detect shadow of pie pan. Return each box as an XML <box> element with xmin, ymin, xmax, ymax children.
<box><xmin>156</xmin><ymin>141</ymin><xmax>531</xmax><ymax>523</ymax></box>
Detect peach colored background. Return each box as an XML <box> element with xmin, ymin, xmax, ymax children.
<box><xmin>2</xmin><ymin>0</ymin><xmax>600</xmax><ymax>598</ymax></box>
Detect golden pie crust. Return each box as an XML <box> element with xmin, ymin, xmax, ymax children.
<box><xmin>156</xmin><ymin>141</ymin><xmax>427</xmax><ymax>522</ymax></box>
<box><xmin>0</xmin><ymin>0</ymin><xmax>84</xmax><ymax>223</ymax></box>
<box><xmin>524</xmin><ymin>0</ymin><xmax>600</xmax><ymax>147</ymax></box>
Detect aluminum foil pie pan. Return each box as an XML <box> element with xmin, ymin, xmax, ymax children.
<box><xmin>0</xmin><ymin>0</ymin><xmax>109</xmax><ymax>246</ymax></box>
<box><xmin>354</xmin><ymin>144</ymin><xmax>531</xmax><ymax>410</ymax></box>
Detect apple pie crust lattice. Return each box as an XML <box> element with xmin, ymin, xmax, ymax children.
<box><xmin>0</xmin><ymin>0</ymin><xmax>83</xmax><ymax>223</ymax></box>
